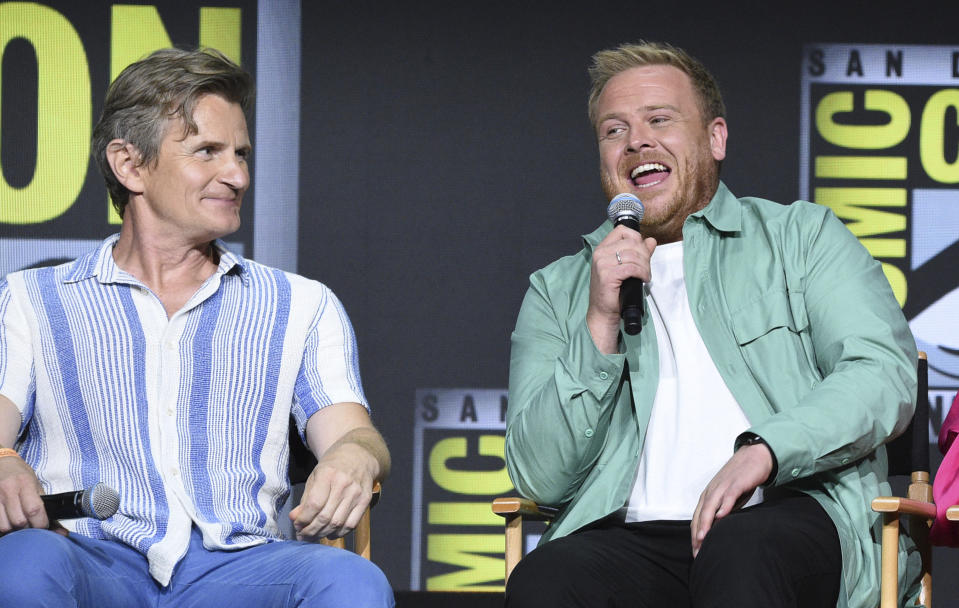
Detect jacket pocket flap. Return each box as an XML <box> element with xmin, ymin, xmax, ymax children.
<box><xmin>730</xmin><ymin>289</ymin><xmax>807</xmax><ymax>345</ymax></box>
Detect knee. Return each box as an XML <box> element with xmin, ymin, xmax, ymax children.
<box><xmin>0</xmin><ymin>529</ymin><xmax>77</xmax><ymax>602</ymax></box>
<box><xmin>689</xmin><ymin>514</ymin><xmax>793</xmax><ymax>606</ymax></box>
<box><xmin>505</xmin><ymin>548</ymin><xmax>551</xmax><ymax>604</ymax></box>
<box><xmin>0</xmin><ymin>528</ymin><xmax>75</xmax><ymax>572</ymax></box>
<box><xmin>505</xmin><ymin>542</ymin><xmax>585</xmax><ymax>607</ymax></box>
<box><xmin>690</xmin><ymin>516</ymin><xmax>774</xmax><ymax>585</ymax></box>
<box><xmin>298</xmin><ymin>550</ymin><xmax>393</xmax><ymax>608</ymax></box>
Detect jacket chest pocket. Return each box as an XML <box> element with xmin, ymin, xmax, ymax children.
<box><xmin>729</xmin><ymin>288</ymin><xmax>819</xmax><ymax>409</ymax></box>
<box><xmin>730</xmin><ymin>289</ymin><xmax>808</xmax><ymax>342</ymax></box>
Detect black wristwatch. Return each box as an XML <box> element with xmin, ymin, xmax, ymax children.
<box><xmin>735</xmin><ymin>432</ymin><xmax>778</xmax><ymax>486</ymax></box>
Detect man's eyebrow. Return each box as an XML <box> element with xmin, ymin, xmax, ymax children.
<box><xmin>644</xmin><ymin>104</ymin><xmax>680</xmax><ymax>112</ymax></box>
<box><xmin>597</xmin><ymin>104</ymin><xmax>682</xmax><ymax>123</ymax></box>
<box><xmin>189</xmin><ymin>138</ymin><xmax>224</xmax><ymax>148</ymax></box>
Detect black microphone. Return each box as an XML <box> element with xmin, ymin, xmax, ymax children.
<box><xmin>42</xmin><ymin>483</ymin><xmax>120</xmax><ymax>521</ymax></box>
<box><xmin>607</xmin><ymin>193</ymin><xmax>646</xmax><ymax>335</ymax></box>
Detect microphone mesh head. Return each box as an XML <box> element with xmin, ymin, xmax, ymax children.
<box><xmin>83</xmin><ymin>483</ymin><xmax>120</xmax><ymax>520</ymax></box>
<box><xmin>607</xmin><ymin>193</ymin><xmax>645</xmax><ymax>224</ymax></box>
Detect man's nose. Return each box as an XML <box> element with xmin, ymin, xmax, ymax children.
<box><xmin>625</xmin><ymin>124</ymin><xmax>655</xmax><ymax>153</ymax></box>
<box><xmin>220</xmin><ymin>153</ymin><xmax>250</xmax><ymax>190</ymax></box>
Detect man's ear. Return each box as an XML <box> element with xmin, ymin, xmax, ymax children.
<box><xmin>708</xmin><ymin>117</ymin><xmax>727</xmax><ymax>162</ymax></box>
<box><xmin>105</xmin><ymin>140</ymin><xmax>146</xmax><ymax>194</ymax></box>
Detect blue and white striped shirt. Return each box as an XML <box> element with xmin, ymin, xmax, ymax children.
<box><xmin>0</xmin><ymin>235</ymin><xmax>368</xmax><ymax>585</ymax></box>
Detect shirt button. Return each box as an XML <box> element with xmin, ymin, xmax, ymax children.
<box><xmin>791</xmin><ymin>468</ymin><xmax>801</xmax><ymax>477</ymax></box>
<box><xmin>698</xmin><ymin>302</ymin><xmax>706</xmax><ymax>312</ymax></box>
<box><xmin>584</xmin><ymin>429</ymin><xmax>594</xmax><ymax>438</ymax></box>
<box><xmin>166</xmin><ymin>408</ymin><xmax>174</xmax><ymax>416</ymax></box>
<box><xmin>841</xmin><ymin>458</ymin><xmax>849</xmax><ymax>465</ymax></box>
<box><xmin>599</xmin><ymin>371</ymin><xmax>609</xmax><ymax>380</ymax></box>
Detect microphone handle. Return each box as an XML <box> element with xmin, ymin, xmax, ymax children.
<box><xmin>615</xmin><ymin>215</ymin><xmax>644</xmax><ymax>335</ymax></box>
<box><xmin>620</xmin><ymin>279</ymin><xmax>644</xmax><ymax>335</ymax></box>
<box><xmin>41</xmin><ymin>490</ymin><xmax>87</xmax><ymax>520</ymax></box>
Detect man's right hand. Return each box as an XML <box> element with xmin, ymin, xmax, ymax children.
<box><xmin>0</xmin><ymin>452</ymin><xmax>51</xmax><ymax>534</ymax></box>
<box><xmin>587</xmin><ymin>225</ymin><xmax>657</xmax><ymax>354</ymax></box>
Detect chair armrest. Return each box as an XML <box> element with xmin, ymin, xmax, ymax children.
<box><xmin>492</xmin><ymin>497</ymin><xmax>558</xmax><ymax>521</ymax></box>
<box><xmin>872</xmin><ymin>496</ymin><xmax>937</xmax><ymax>519</ymax></box>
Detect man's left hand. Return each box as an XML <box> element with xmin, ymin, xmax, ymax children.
<box><xmin>288</xmin><ymin>403</ymin><xmax>390</xmax><ymax>541</ymax></box>
<box><xmin>290</xmin><ymin>437</ymin><xmax>377</xmax><ymax>540</ymax></box>
<box><xmin>690</xmin><ymin>442</ymin><xmax>773</xmax><ymax>557</ymax></box>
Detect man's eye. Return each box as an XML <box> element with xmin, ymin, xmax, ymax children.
<box><xmin>605</xmin><ymin>126</ymin><xmax>625</xmax><ymax>137</ymax></box>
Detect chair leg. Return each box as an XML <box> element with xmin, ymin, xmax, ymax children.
<box><xmin>505</xmin><ymin>514</ymin><xmax>522</xmax><ymax>583</ymax></box>
<box><xmin>355</xmin><ymin>508</ymin><xmax>372</xmax><ymax>560</ymax></box>
<box><xmin>880</xmin><ymin>512</ymin><xmax>900</xmax><ymax>608</ymax></box>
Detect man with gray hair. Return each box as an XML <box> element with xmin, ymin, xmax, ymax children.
<box><xmin>505</xmin><ymin>41</ymin><xmax>918</xmax><ymax>607</ymax></box>
<box><xmin>0</xmin><ymin>48</ymin><xmax>393</xmax><ymax>607</ymax></box>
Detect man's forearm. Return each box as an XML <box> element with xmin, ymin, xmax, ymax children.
<box><xmin>0</xmin><ymin>395</ymin><xmax>22</xmax><ymax>449</ymax></box>
<box><xmin>320</xmin><ymin>427</ymin><xmax>391</xmax><ymax>482</ymax></box>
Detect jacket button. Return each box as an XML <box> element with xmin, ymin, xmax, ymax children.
<box><xmin>599</xmin><ymin>371</ymin><xmax>609</xmax><ymax>380</ymax></box>
<box><xmin>585</xmin><ymin>429</ymin><xmax>594</xmax><ymax>438</ymax></box>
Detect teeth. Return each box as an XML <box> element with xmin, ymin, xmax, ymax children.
<box><xmin>630</xmin><ymin>163</ymin><xmax>668</xmax><ymax>178</ymax></box>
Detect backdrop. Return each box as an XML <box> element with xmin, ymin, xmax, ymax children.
<box><xmin>2</xmin><ymin>0</ymin><xmax>958</xmax><ymax>599</ymax></box>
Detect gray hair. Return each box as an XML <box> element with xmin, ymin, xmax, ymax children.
<box><xmin>91</xmin><ymin>47</ymin><xmax>254</xmax><ymax>217</ymax></box>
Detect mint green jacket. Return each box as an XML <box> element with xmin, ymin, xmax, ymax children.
<box><xmin>505</xmin><ymin>182</ymin><xmax>919</xmax><ymax>608</ymax></box>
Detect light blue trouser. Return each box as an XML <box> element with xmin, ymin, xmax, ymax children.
<box><xmin>0</xmin><ymin>527</ymin><xmax>395</xmax><ymax>607</ymax></box>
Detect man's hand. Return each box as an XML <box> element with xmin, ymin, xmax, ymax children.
<box><xmin>290</xmin><ymin>434</ymin><xmax>379</xmax><ymax>540</ymax></box>
<box><xmin>0</xmin><ymin>452</ymin><xmax>58</xmax><ymax>535</ymax></box>
<box><xmin>690</xmin><ymin>442</ymin><xmax>773</xmax><ymax>557</ymax></box>
<box><xmin>587</xmin><ymin>225</ymin><xmax>657</xmax><ymax>354</ymax></box>
<box><xmin>289</xmin><ymin>403</ymin><xmax>389</xmax><ymax>541</ymax></box>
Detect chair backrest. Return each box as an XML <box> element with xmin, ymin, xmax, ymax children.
<box><xmin>876</xmin><ymin>351</ymin><xmax>932</xmax><ymax>608</ymax></box>
<box><xmin>288</xmin><ymin>417</ymin><xmax>318</xmax><ymax>485</ymax></box>
<box><xmin>885</xmin><ymin>352</ymin><xmax>930</xmax><ymax>479</ymax></box>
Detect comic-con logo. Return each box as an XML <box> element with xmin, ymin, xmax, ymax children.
<box><xmin>801</xmin><ymin>44</ymin><xmax>959</xmax><ymax>388</ymax></box>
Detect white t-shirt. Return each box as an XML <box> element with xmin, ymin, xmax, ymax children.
<box><xmin>625</xmin><ymin>240</ymin><xmax>763</xmax><ymax>522</ymax></box>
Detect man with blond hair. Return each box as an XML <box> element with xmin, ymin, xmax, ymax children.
<box><xmin>0</xmin><ymin>48</ymin><xmax>393</xmax><ymax>607</ymax></box>
<box><xmin>505</xmin><ymin>41</ymin><xmax>918</xmax><ymax>608</ymax></box>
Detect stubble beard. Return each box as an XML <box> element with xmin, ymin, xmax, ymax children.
<box><xmin>599</xmin><ymin>151</ymin><xmax>719</xmax><ymax>243</ymax></box>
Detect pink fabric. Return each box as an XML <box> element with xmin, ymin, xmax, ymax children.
<box><xmin>930</xmin><ymin>391</ymin><xmax>959</xmax><ymax>546</ymax></box>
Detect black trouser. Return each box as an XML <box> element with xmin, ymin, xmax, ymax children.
<box><xmin>505</xmin><ymin>493</ymin><xmax>842</xmax><ymax>608</ymax></box>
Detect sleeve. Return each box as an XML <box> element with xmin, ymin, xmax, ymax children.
<box><xmin>504</xmin><ymin>270</ymin><xmax>628</xmax><ymax>506</ymax></box>
<box><xmin>291</xmin><ymin>285</ymin><xmax>369</xmax><ymax>437</ymax></box>
<box><xmin>748</xmin><ymin>207</ymin><xmax>918</xmax><ymax>486</ymax></box>
<box><xmin>0</xmin><ymin>276</ymin><xmax>35</xmax><ymax>437</ymax></box>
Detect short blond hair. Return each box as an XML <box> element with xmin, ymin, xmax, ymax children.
<box><xmin>587</xmin><ymin>41</ymin><xmax>725</xmax><ymax>128</ymax></box>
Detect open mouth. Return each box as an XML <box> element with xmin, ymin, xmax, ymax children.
<box><xmin>629</xmin><ymin>162</ymin><xmax>670</xmax><ymax>188</ymax></box>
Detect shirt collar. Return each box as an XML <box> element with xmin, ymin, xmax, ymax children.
<box><xmin>689</xmin><ymin>181</ymin><xmax>742</xmax><ymax>233</ymax></box>
<box><xmin>62</xmin><ymin>234</ymin><xmax>249</xmax><ymax>286</ymax></box>
<box><xmin>581</xmin><ymin>180</ymin><xmax>741</xmax><ymax>251</ymax></box>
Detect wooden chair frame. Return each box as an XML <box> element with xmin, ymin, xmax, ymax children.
<box><xmin>871</xmin><ymin>351</ymin><xmax>932</xmax><ymax>608</ymax></box>
<box><xmin>491</xmin><ymin>497</ymin><xmax>557</xmax><ymax>581</ymax></box>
